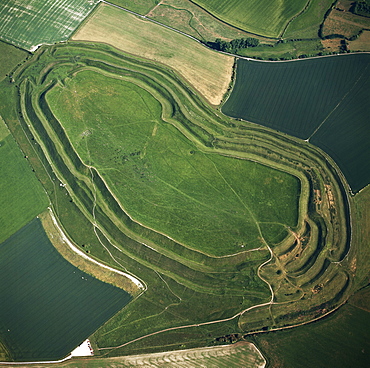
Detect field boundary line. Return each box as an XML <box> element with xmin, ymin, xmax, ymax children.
<box><xmin>0</xmin><ymin>355</ymin><xmax>72</xmax><ymax>365</ymax></box>
<box><xmin>307</xmin><ymin>62</ymin><xmax>370</xmax><ymax>141</ymax></box>
<box><xmin>101</xmin><ymin>0</ymin><xmax>203</xmax><ymax>45</ymax></box>
<box><xmin>47</xmin><ymin>207</ymin><xmax>145</xmax><ymax>290</ymax></box>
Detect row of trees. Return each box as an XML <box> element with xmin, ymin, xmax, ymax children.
<box><xmin>207</xmin><ymin>37</ymin><xmax>260</xmax><ymax>53</ymax></box>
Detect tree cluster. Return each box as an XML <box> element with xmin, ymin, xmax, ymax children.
<box><xmin>350</xmin><ymin>1</ymin><xmax>370</xmax><ymax>17</ymax></box>
<box><xmin>207</xmin><ymin>37</ymin><xmax>260</xmax><ymax>53</ymax></box>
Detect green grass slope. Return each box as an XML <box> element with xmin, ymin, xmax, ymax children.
<box><xmin>0</xmin><ymin>41</ymin><xmax>29</xmax><ymax>81</ymax></box>
<box><xmin>47</xmin><ymin>70</ymin><xmax>300</xmax><ymax>256</ymax></box>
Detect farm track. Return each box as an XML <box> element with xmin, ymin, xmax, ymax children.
<box><xmin>10</xmin><ymin>42</ymin><xmax>354</xmax><ymax>354</ymax></box>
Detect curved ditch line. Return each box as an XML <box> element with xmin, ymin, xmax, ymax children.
<box><xmin>88</xmin><ymin>166</ymin><xmax>130</xmax><ymax>273</ymax></box>
<box><xmin>185</xmin><ymin>0</ymin><xmax>281</xmax><ymax>40</ymax></box>
<box><xmin>154</xmin><ymin>270</ymin><xmax>182</xmax><ymax>302</ymax></box>
<box><xmin>279</xmin><ymin>0</ymin><xmax>312</xmax><ymax>39</ymax></box>
<box><xmin>99</xmin><ymin>270</ymin><xmax>277</xmax><ymax>353</ymax></box>
<box><xmin>48</xmin><ymin>207</ymin><xmax>145</xmax><ymax>290</ymax></box>
<box><xmin>159</xmin><ymin>4</ymin><xmax>205</xmax><ymax>41</ymax></box>
<box><xmin>100</xmin><ymin>0</ymin><xmax>204</xmax><ymax>45</ymax></box>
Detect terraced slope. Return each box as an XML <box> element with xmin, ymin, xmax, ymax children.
<box><xmin>7</xmin><ymin>42</ymin><xmax>353</xmax><ymax>356</ymax></box>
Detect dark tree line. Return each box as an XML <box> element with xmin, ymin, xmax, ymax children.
<box><xmin>207</xmin><ymin>37</ymin><xmax>260</xmax><ymax>53</ymax></box>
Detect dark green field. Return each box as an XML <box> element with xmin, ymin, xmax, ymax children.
<box><xmin>250</xmin><ymin>287</ymin><xmax>370</xmax><ymax>368</ymax></box>
<box><xmin>310</xmin><ymin>70</ymin><xmax>370</xmax><ymax>193</ymax></box>
<box><xmin>222</xmin><ymin>54</ymin><xmax>370</xmax><ymax>192</ymax></box>
<box><xmin>0</xmin><ymin>218</ymin><xmax>132</xmax><ymax>361</ymax></box>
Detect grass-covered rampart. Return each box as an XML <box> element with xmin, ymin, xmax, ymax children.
<box><xmin>4</xmin><ymin>41</ymin><xmax>353</xmax><ymax>358</ymax></box>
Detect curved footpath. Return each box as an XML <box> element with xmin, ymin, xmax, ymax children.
<box><xmin>47</xmin><ymin>207</ymin><xmax>145</xmax><ymax>290</ymax></box>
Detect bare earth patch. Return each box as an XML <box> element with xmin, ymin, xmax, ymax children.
<box><xmin>321</xmin><ymin>38</ymin><xmax>343</xmax><ymax>53</ymax></box>
<box><xmin>349</xmin><ymin>30</ymin><xmax>370</xmax><ymax>51</ymax></box>
<box><xmin>322</xmin><ymin>8</ymin><xmax>370</xmax><ymax>38</ymax></box>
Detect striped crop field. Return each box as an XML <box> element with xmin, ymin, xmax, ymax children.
<box><xmin>222</xmin><ymin>54</ymin><xmax>370</xmax><ymax>193</ymax></box>
<box><xmin>0</xmin><ymin>116</ymin><xmax>48</xmax><ymax>243</ymax></box>
<box><xmin>0</xmin><ymin>0</ymin><xmax>99</xmax><ymax>51</ymax></box>
<box><xmin>59</xmin><ymin>342</ymin><xmax>266</xmax><ymax>367</ymax></box>
<box><xmin>0</xmin><ymin>217</ymin><xmax>132</xmax><ymax>361</ymax></box>
<box><xmin>191</xmin><ymin>0</ymin><xmax>307</xmax><ymax>38</ymax></box>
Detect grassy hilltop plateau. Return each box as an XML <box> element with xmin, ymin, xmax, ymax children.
<box><xmin>0</xmin><ymin>0</ymin><xmax>369</xmax><ymax>366</ymax></box>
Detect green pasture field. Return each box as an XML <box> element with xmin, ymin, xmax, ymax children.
<box><xmin>0</xmin><ymin>217</ymin><xmax>132</xmax><ymax>361</ymax></box>
<box><xmin>191</xmin><ymin>0</ymin><xmax>307</xmax><ymax>38</ymax></box>
<box><xmin>283</xmin><ymin>0</ymin><xmax>334</xmax><ymax>38</ymax></box>
<box><xmin>0</xmin><ymin>116</ymin><xmax>47</xmax><ymax>243</ymax></box>
<box><xmin>46</xmin><ymin>69</ymin><xmax>300</xmax><ymax>256</ymax></box>
<box><xmin>250</xmin><ymin>287</ymin><xmax>370</xmax><ymax>368</ymax></box>
<box><xmin>222</xmin><ymin>54</ymin><xmax>370</xmax><ymax>192</ymax></box>
<box><xmin>7</xmin><ymin>42</ymin><xmax>352</xmax><ymax>358</ymax></box>
<box><xmin>238</xmin><ymin>39</ymin><xmax>323</xmax><ymax>60</ymax></box>
<box><xmin>72</xmin><ymin>3</ymin><xmax>233</xmax><ymax>105</ymax></box>
<box><xmin>146</xmin><ymin>0</ymin><xmax>267</xmax><ymax>42</ymax></box>
<box><xmin>0</xmin><ymin>0</ymin><xmax>99</xmax><ymax>51</ymax></box>
<box><xmin>0</xmin><ymin>41</ymin><xmax>29</xmax><ymax>81</ymax></box>
<box><xmin>107</xmin><ymin>0</ymin><xmax>159</xmax><ymax>15</ymax></box>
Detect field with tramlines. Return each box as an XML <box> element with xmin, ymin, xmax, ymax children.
<box><xmin>222</xmin><ymin>54</ymin><xmax>370</xmax><ymax>193</ymax></box>
<box><xmin>0</xmin><ymin>218</ymin><xmax>132</xmax><ymax>361</ymax></box>
<box><xmin>72</xmin><ymin>3</ymin><xmax>233</xmax><ymax>105</ymax></box>
<box><xmin>0</xmin><ymin>0</ymin><xmax>99</xmax><ymax>51</ymax></box>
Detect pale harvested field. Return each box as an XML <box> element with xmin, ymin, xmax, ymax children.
<box><xmin>349</xmin><ymin>30</ymin><xmax>370</xmax><ymax>51</ymax></box>
<box><xmin>72</xmin><ymin>3</ymin><xmax>234</xmax><ymax>105</ymax></box>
